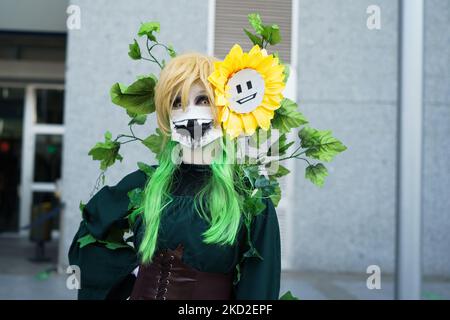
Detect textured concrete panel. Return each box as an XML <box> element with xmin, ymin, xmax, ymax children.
<box><xmin>297</xmin><ymin>0</ymin><xmax>399</xmax><ymax>103</ymax></box>
<box><xmin>61</xmin><ymin>0</ymin><xmax>209</xmax><ymax>264</ymax></box>
<box><xmin>289</xmin><ymin>102</ymin><xmax>397</xmax><ymax>274</ymax></box>
<box><xmin>422</xmin><ymin>0</ymin><xmax>450</xmax><ymax>277</ymax></box>
<box><xmin>424</xmin><ymin>0</ymin><xmax>450</xmax><ymax>105</ymax></box>
<box><xmin>423</xmin><ymin>105</ymin><xmax>450</xmax><ymax>277</ymax></box>
<box><xmin>292</xmin><ymin>0</ymin><xmax>399</xmax><ymax>275</ymax></box>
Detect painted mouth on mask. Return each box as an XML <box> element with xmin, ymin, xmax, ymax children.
<box><xmin>173</xmin><ymin>119</ymin><xmax>213</xmax><ymax>140</ymax></box>
<box><xmin>236</xmin><ymin>93</ymin><xmax>257</xmax><ymax>104</ymax></box>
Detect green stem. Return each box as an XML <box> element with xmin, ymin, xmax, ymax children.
<box><xmin>115</xmin><ymin>134</ymin><xmax>143</xmax><ymax>142</ymax></box>
<box><xmin>146</xmin><ymin>38</ymin><xmax>163</xmax><ymax>69</ymax></box>
<box><xmin>120</xmin><ymin>138</ymin><xmax>139</xmax><ymax>144</ymax></box>
<box><xmin>129</xmin><ymin>125</ymin><xmax>136</xmax><ymax>138</ymax></box>
<box><xmin>90</xmin><ymin>170</ymin><xmax>106</xmax><ymax>197</ymax></box>
<box><xmin>149</xmin><ymin>42</ymin><xmax>171</xmax><ymax>52</ymax></box>
<box><xmin>274</xmin><ymin>154</ymin><xmax>312</xmax><ymax>165</ymax></box>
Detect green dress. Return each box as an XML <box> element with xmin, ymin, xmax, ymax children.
<box><xmin>68</xmin><ymin>163</ymin><xmax>281</xmax><ymax>300</ymax></box>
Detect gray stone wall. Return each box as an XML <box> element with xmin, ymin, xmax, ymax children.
<box><xmin>291</xmin><ymin>0</ymin><xmax>399</xmax><ymax>274</ymax></box>
<box><xmin>422</xmin><ymin>0</ymin><xmax>450</xmax><ymax>277</ymax></box>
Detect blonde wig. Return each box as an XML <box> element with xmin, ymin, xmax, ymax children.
<box><xmin>154</xmin><ymin>53</ymin><xmax>219</xmax><ymax>136</ymax></box>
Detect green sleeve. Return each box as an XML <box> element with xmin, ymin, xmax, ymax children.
<box><xmin>233</xmin><ymin>198</ymin><xmax>281</xmax><ymax>300</ymax></box>
<box><xmin>68</xmin><ymin>169</ymin><xmax>147</xmax><ymax>299</ymax></box>
<box><xmin>80</xmin><ymin>169</ymin><xmax>147</xmax><ymax>240</ymax></box>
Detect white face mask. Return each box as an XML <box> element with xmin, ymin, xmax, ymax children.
<box><xmin>169</xmin><ymin>82</ymin><xmax>223</xmax><ymax>149</ymax></box>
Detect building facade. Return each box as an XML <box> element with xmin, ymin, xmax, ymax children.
<box><xmin>0</xmin><ymin>0</ymin><xmax>448</xmax><ymax>285</ymax></box>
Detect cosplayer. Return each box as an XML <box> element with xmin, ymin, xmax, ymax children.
<box><xmin>68</xmin><ymin>14</ymin><xmax>346</xmax><ymax>300</ymax></box>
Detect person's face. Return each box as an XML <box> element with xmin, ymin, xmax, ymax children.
<box><xmin>170</xmin><ymin>81</ymin><xmax>222</xmax><ymax>149</ymax></box>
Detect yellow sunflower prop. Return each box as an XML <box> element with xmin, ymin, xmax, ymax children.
<box><xmin>208</xmin><ymin>44</ymin><xmax>285</xmax><ymax>138</ymax></box>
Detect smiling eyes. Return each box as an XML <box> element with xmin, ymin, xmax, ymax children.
<box><xmin>172</xmin><ymin>95</ymin><xmax>210</xmax><ymax>109</ymax></box>
<box><xmin>236</xmin><ymin>81</ymin><xmax>253</xmax><ymax>94</ymax></box>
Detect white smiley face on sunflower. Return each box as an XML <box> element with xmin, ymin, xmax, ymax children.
<box><xmin>227</xmin><ymin>68</ymin><xmax>265</xmax><ymax>114</ymax></box>
<box><xmin>208</xmin><ymin>44</ymin><xmax>285</xmax><ymax>138</ymax></box>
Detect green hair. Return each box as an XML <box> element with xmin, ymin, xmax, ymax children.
<box><xmin>138</xmin><ymin>138</ymin><xmax>243</xmax><ymax>264</ymax></box>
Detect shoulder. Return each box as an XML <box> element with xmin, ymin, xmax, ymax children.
<box><xmin>109</xmin><ymin>166</ymin><xmax>152</xmax><ymax>192</ymax></box>
<box><xmin>90</xmin><ymin>164</ymin><xmax>157</xmax><ymax>201</ymax></box>
<box><xmin>81</xmin><ymin>166</ymin><xmax>155</xmax><ymax>239</ymax></box>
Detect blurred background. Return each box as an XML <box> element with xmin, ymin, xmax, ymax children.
<box><xmin>0</xmin><ymin>0</ymin><xmax>448</xmax><ymax>300</ymax></box>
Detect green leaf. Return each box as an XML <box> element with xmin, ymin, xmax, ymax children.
<box><xmin>127</xmin><ymin>110</ymin><xmax>147</xmax><ymax>125</ymax></box>
<box><xmin>127</xmin><ymin>187</ymin><xmax>144</xmax><ymax>210</ymax></box>
<box><xmin>77</xmin><ymin>234</ymin><xmax>96</xmax><ymax>248</ymax></box>
<box><xmin>248</xmin><ymin>13</ymin><xmax>264</xmax><ymax>34</ymax></box>
<box><xmin>110</xmin><ymin>75</ymin><xmax>157</xmax><ymax>115</ymax></box>
<box><xmin>101</xmin><ymin>241</ymin><xmax>130</xmax><ymax>250</ymax></box>
<box><xmin>137</xmin><ymin>162</ymin><xmax>156</xmax><ymax>177</ymax></box>
<box><xmin>142</xmin><ymin>128</ymin><xmax>165</xmax><ymax>156</ymax></box>
<box><xmin>280</xmin><ymin>290</ymin><xmax>299</xmax><ymax>300</ymax></box>
<box><xmin>305</xmin><ymin>163</ymin><xmax>329</xmax><ymax>187</ymax></box>
<box><xmin>273</xmin><ymin>164</ymin><xmax>290</xmax><ymax>178</ymax></box>
<box><xmin>233</xmin><ymin>264</ymin><xmax>242</xmax><ymax>285</ymax></box>
<box><xmin>299</xmin><ymin>127</ymin><xmax>347</xmax><ymax>162</ymax></box>
<box><xmin>128</xmin><ymin>39</ymin><xmax>141</xmax><ymax>60</ymax></box>
<box><xmin>272</xmin><ymin>98</ymin><xmax>309</xmax><ymax>134</ymax></box>
<box><xmin>127</xmin><ymin>207</ymin><xmax>142</xmax><ymax>226</ymax></box>
<box><xmin>242</xmin><ymin>165</ymin><xmax>260</xmax><ymax>188</ymax></box>
<box><xmin>267</xmin><ymin>133</ymin><xmax>294</xmax><ymax>156</ymax></box>
<box><xmin>269</xmin><ymin>185</ymin><xmax>282</xmax><ymax>207</ymax></box>
<box><xmin>78</xmin><ymin>229</ymin><xmax>132</xmax><ymax>250</ymax></box>
<box><xmin>243</xmin><ymin>193</ymin><xmax>266</xmax><ymax>217</ymax></box>
<box><xmin>278</xmin><ymin>134</ymin><xmax>295</xmax><ymax>156</ymax></box>
<box><xmin>243</xmin><ymin>245</ymin><xmax>263</xmax><ymax>260</ymax></box>
<box><xmin>79</xmin><ymin>201</ymin><xmax>86</xmax><ymax>214</ymax></box>
<box><xmin>255</xmin><ymin>176</ymin><xmax>279</xmax><ymax>196</ymax></box>
<box><xmin>243</xmin><ymin>28</ymin><xmax>263</xmax><ymax>47</ymax></box>
<box><xmin>137</xmin><ymin>22</ymin><xmax>160</xmax><ymax>41</ymax></box>
<box><xmin>129</xmin><ymin>114</ymin><xmax>147</xmax><ymax>125</ymax></box>
<box><xmin>88</xmin><ymin>133</ymin><xmax>122</xmax><ymax>170</ymax></box>
<box><xmin>167</xmin><ymin>44</ymin><xmax>176</xmax><ymax>58</ymax></box>
<box><xmin>242</xmin><ymin>219</ymin><xmax>264</xmax><ymax>260</ymax></box>
<box><xmin>261</xmin><ymin>24</ymin><xmax>282</xmax><ymax>45</ymax></box>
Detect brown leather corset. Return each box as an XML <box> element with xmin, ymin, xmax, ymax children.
<box><xmin>130</xmin><ymin>244</ymin><xmax>233</xmax><ymax>300</ymax></box>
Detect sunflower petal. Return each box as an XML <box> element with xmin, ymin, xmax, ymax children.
<box><xmin>260</xmin><ymin>96</ymin><xmax>281</xmax><ymax>111</ymax></box>
<box><xmin>220</xmin><ymin>106</ymin><xmax>230</xmax><ymax>123</ymax></box>
<box><xmin>240</xmin><ymin>112</ymin><xmax>258</xmax><ymax>135</ymax></box>
<box><xmin>208</xmin><ymin>70</ymin><xmax>225</xmax><ymax>89</ymax></box>
<box><xmin>252</xmin><ymin>107</ymin><xmax>274</xmax><ymax>130</ymax></box>
<box><xmin>216</xmin><ymin>93</ymin><xmax>227</xmax><ymax>106</ymax></box>
<box><xmin>263</xmin><ymin>93</ymin><xmax>283</xmax><ymax>106</ymax></box>
<box><xmin>249</xmin><ymin>45</ymin><xmax>262</xmax><ymax>56</ymax></box>
<box><xmin>225</xmin><ymin>112</ymin><xmax>243</xmax><ymax>138</ymax></box>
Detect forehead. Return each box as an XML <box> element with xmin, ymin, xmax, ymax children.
<box><xmin>175</xmin><ymin>80</ymin><xmax>207</xmax><ymax>98</ymax></box>
<box><xmin>189</xmin><ymin>81</ymin><xmax>206</xmax><ymax>94</ymax></box>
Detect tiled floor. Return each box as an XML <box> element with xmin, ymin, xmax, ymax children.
<box><xmin>0</xmin><ymin>235</ymin><xmax>448</xmax><ymax>300</ymax></box>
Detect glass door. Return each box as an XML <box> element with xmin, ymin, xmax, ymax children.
<box><xmin>0</xmin><ymin>87</ymin><xmax>25</xmax><ymax>232</ymax></box>
<box><xmin>19</xmin><ymin>85</ymin><xmax>64</xmax><ymax>235</ymax></box>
